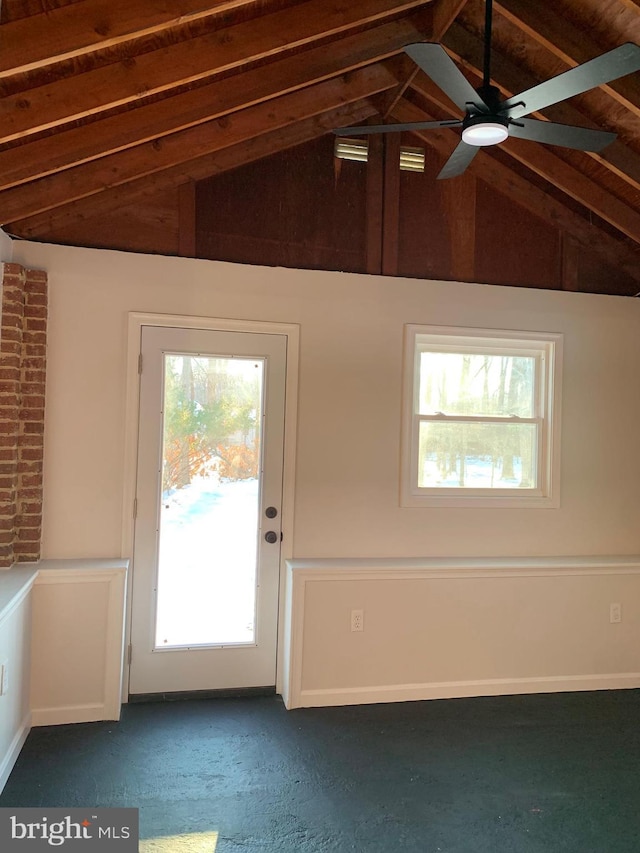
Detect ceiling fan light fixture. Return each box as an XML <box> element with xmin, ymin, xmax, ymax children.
<box><xmin>461</xmin><ymin>120</ymin><xmax>509</xmax><ymax>147</ymax></box>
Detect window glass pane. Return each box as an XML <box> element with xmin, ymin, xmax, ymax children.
<box><xmin>418</xmin><ymin>421</ymin><xmax>538</xmax><ymax>489</ymax></box>
<box><xmin>419</xmin><ymin>352</ymin><xmax>535</xmax><ymax>417</ymax></box>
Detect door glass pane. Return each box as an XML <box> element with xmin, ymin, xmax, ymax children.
<box><xmin>155</xmin><ymin>353</ymin><xmax>263</xmax><ymax>648</ymax></box>
<box><xmin>418</xmin><ymin>420</ymin><xmax>538</xmax><ymax>489</ymax></box>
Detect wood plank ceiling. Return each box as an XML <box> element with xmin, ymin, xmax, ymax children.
<box><xmin>1</xmin><ymin>0</ymin><xmax>639</xmax><ymax>294</ymax></box>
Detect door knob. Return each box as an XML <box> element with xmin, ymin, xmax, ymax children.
<box><xmin>264</xmin><ymin>531</ymin><xmax>278</xmax><ymax>544</ymax></box>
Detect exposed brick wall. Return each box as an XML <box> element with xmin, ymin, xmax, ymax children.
<box><xmin>0</xmin><ymin>263</ymin><xmax>47</xmax><ymax>567</ymax></box>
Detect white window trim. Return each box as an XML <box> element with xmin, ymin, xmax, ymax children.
<box><xmin>400</xmin><ymin>324</ymin><xmax>563</xmax><ymax>509</ymax></box>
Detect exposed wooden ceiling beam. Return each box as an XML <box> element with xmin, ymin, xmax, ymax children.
<box><xmin>2</xmin><ymin>0</ymin><xmax>80</xmax><ymax>22</ymax></box>
<box><xmin>381</xmin><ymin>0</ymin><xmax>468</xmax><ymax>118</ymax></box>
<box><xmin>495</xmin><ymin>0</ymin><xmax>640</xmax><ymax>119</ymax></box>
<box><xmin>0</xmin><ymin>0</ymin><xmax>431</xmax><ymax>144</ymax></box>
<box><xmin>391</xmin><ymin>98</ymin><xmax>640</xmax><ymax>287</ymax></box>
<box><xmin>431</xmin><ymin>0</ymin><xmax>469</xmax><ymax>39</ymax></box>
<box><xmin>0</xmin><ymin>64</ymin><xmax>398</xmax><ymax>222</ymax></box>
<box><xmin>0</xmin><ymin>0</ymin><xmax>257</xmax><ymax>77</ymax></box>
<box><xmin>7</xmin><ymin>102</ymin><xmax>378</xmax><ymax>237</ymax></box>
<box><xmin>382</xmin><ymin>56</ymin><xmax>421</xmax><ymax>118</ymax></box>
<box><xmin>500</xmin><ymin>135</ymin><xmax>640</xmax><ymax>244</ymax></box>
<box><xmin>0</xmin><ymin>15</ymin><xmax>428</xmax><ymax>191</ymax></box>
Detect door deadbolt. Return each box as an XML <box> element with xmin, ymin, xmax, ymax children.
<box><xmin>265</xmin><ymin>506</ymin><xmax>278</xmax><ymax>519</ymax></box>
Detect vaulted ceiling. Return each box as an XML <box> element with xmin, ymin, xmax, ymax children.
<box><xmin>1</xmin><ymin>0</ymin><xmax>639</xmax><ymax>291</ymax></box>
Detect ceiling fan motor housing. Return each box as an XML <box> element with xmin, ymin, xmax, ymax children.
<box><xmin>461</xmin><ymin>113</ymin><xmax>509</xmax><ymax>146</ymax></box>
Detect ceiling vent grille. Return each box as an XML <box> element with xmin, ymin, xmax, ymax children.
<box><xmin>334</xmin><ymin>137</ymin><xmax>369</xmax><ymax>162</ymax></box>
<box><xmin>399</xmin><ymin>146</ymin><xmax>426</xmax><ymax>172</ymax></box>
<box><xmin>334</xmin><ymin>138</ymin><xmax>425</xmax><ymax>172</ymax></box>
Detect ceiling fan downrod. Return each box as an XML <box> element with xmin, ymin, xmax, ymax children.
<box><xmin>475</xmin><ymin>0</ymin><xmax>502</xmax><ymax>113</ymax></box>
<box><xmin>463</xmin><ymin>0</ymin><xmax>509</xmax><ymax>145</ymax></box>
<box><xmin>483</xmin><ymin>0</ymin><xmax>493</xmax><ymax>90</ymax></box>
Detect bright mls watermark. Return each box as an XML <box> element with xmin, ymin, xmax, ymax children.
<box><xmin>0</xmin><ymin>809</ymin><xmax>138</xmax><ymax>851</ymax></box>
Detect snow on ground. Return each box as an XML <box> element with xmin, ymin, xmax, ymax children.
<box><xmin>155</xmin><ymin>476</ymin><xmax>259</xmax><ymax>647</ymax></box>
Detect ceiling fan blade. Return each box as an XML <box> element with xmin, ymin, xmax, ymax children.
<box><xmin>404</xmin><ymin>43</ymin><xmax>489</xmax><ymax>114</ymax></box>
<box><xmin>333</xmin><ymin>119</ymin><xmax>462</xmax><ymax>136</ymax></box>
<box><xmin>437</xmin><ymin>140</ymin><xmax>479</xmax><ymax>180</ymax></box>
<box><xmin>501</xmin><ymin>42</ymin><xmax>640</xmax><ymax>119</ymax></box>
<box><xmin>508</xmin><ymin>117</ymin><xmax>616</xmax><ymax>151</ymax></box>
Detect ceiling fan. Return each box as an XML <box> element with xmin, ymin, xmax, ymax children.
<box><xmin>334</xmin><ymin>0</ymin><xmax>640</xmax><ymax>179</ymax></box>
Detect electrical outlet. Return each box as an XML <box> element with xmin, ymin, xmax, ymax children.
<box><xmin>0</xmin><ymin>662</ymin><xmax>7</xmax><ymax>696</ymax></box>
<box><xmin>610</xmin><ymin>603</ymin><xmax>622</xmax><ymax>624</ymax></box>
<box><xmin>351</xmin><ymin>609</ymin><xmax>364</xmax><ymax>632</ymax></box>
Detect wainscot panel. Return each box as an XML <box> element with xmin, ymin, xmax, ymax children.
<box><xmin>0</xmin><ymin>566</ymin><xmax>37</xmax><ymax>793</ymax></box>
<box><xmin>30</xmin><ymin>559</ymin><xmax>128</xmax><ymax>726</ymax></box>
<box><xmin>283</xmin><ymin>557</ymin><xmax>640</xmax><ymax>709</ymax></box>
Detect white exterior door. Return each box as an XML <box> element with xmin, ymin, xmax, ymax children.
<box><xmin>129</xmin><ymin>325</ymin><xmax>287</xmax><ymax>695</ymax></box>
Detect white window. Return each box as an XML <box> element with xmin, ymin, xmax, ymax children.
<box><xmin>401</xmin><ymin>325</ymin><xmax>562</xmax><ymax>508</ymax></box>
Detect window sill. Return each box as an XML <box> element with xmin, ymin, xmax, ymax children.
<box><xmin>401</xmin><ymin>491</ymin><xmax>560</xmax><ymax>509</ymax></box>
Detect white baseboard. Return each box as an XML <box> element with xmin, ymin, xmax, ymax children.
<box><xmin>295</xmin><ymin>672</ymin><xmax>640</xmax><ymax>708</ymax></box>
<box><xmin>31</xmin><ymin>703</ymin><xmax>119</xmax><ymax>727</ymax></box>
<box><xmin>0</xmin><ymin>712</ymin><xmax>31</xmax><ymax>794</ymax></box>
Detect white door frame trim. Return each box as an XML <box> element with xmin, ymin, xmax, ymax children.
<box><xmin>121</xmin><ymin>311</ymin><xmax>300</xmax><ymax>702</ymax></box>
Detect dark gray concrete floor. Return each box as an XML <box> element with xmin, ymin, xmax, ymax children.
<box><xmin>2</xmin><ymin>690</ymin><xmax>640</xmax><ymax>852</ymax></box>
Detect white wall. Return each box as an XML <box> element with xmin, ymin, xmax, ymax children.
<box><xmin>0</xmin><ymin>229</ymin><xmax>13</xmax><ymax>263</ymax></box>
<box><xmin>13</xmin><ymin>241</ymin><xmax>640</xmax><ymax>562</ymax></box>
<box><xmin>10</xmin><ymin>241</ymin><xmax>640</xmax><ymax>704</ymax></box>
